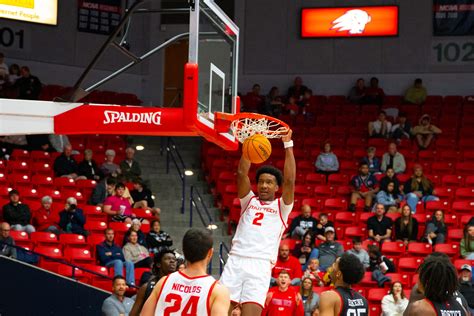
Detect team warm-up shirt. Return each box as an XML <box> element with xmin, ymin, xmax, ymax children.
<box><xmin>335</xmin><ymin>287</ymin><xmax>368</xmax><ymax>316</ymax></box>
<box><xmin>262</xmin><ymin>287</ymin><xmax>304</xmax><ymax>316</ymax></box>
<box><xmin>154</xmin><ymin>271</ymin><xmax>217</xmax><ymax>316</ymax></box>
<box><xmin>230</xmin><ymin>191</ymin><xmax>293</xmax><ymax>262</ymax></box>
<box><xmin>425</xmin><ymin>297</ymin><xmax>467</xmax><ymax>316</ymax></box>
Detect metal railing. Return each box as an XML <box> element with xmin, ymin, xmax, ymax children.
<box><xmin>166</xmin><ymin>137</ymin><xmax>187</xmax><ymax>213</ymax></box>
<box><xmin>189</xmin><ymin>185</ymin><xmax>216</xmax><ymax>229</ymax></box>
<box><xmin>219</xmin><ymin>242</ymin><xmax>230</xmax><ymax>275</ymax></box>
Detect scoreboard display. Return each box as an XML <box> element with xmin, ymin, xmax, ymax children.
<box><xmin>77</xmin><ymin>0</ymin><xmax>122</xmax><ymax>35</ymax></box>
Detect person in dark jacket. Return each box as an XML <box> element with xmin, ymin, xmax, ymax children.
<box><xmin>0</xmin><ymin>222</ymin><xmax>17</xmax><ymax>258</ymax></box>
<box><xmin>284</xmin><ymin>204</ymin><xmax>318</xmax><ymax>239</ymax></box>
<box><xmin>349</xmin><ymin>162</ymin><xmax>379</xmax><ymax>212</ymax></box>
<box><xmin>146</xmin><ymin>220</ymin><xmax>173</xmax><ymax>255</ymax></box>
<box><xmin>368</xmin><ymin>245</ymin><xmax>395</xmax><ymax>287</ymax></box>
<box><xmin>13</xmin><ymin>66</ymin><xmax>41</xmax><ymax>100</ymax></box>
<box><xmin>97</xmin><ymin>228</ymin><xmax>135</xmax><ymax>285</ymax></box>
<box><xmin>120</xmin><ymin>147</ymin><xmax>142</xmax><ymax>181</ymax></box>
<box><xmin>58</xmin><ymin>197</ymin><xmax>87</xmax><ymax>236</ymax></box>
<box><xmin>89</xmin><ymin>177</ymin><xmax>116</xmax><ymax>206</ymax></box>
<box><xmin>394</xmin><ymin>205</ymin><xmax>418</xmax><ymax>245</ymax></box>
<box><xmin>78</xmin><ymin>149</ymin><xmax>102</xmax><ymax>180</ymax></box>
<box><xmin>53</xmin><ymin>144</ymin><xmax>81</xmax><ymax>179</ymax></box>
<box><xmin>404</xmin><ymin>164</ymin><xmax>438</xmax><ymax>213</ymax></box>
<box><xmin>458</xmin><ymin>265</ymin><xmax>474</xmax><ymax>314</ymax></box>
<box><xmin>130</xmin><ymin>178</ymin><xmax>160</xmax><ymax>220</ymax></box>
<box><xmin>2</xmin><ymin>189</ymin><xmax>35</xmax><ymax>234</ymax></box>
<box><xmin>378</xmin><ymin>167</ymin><xmax>401</xmax><ymax>194</ymax></box>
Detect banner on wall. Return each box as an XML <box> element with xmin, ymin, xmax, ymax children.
<box><xmin>77</xmin><ymin>0</ymin><xmax>122</xmax><ymax>35</ymax></box>
<box><xmin>433</xmin><ymin>0</ymin><xmax>474</xmax><ymax>36</ymax></box>
<box><xmin>0</xmin><ymin>0</ymin><xmax>57</xmax><ymax>25</ymax></box>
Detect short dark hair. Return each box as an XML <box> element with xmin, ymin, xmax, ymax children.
<box><xmin>352</xmin><ymin>237</ymin><xmax>362</xmax><ymax>244</ymax></box>
<box><xmin>132</xmin><ymin>177</ymin><xmax>145</xmax><ymax>186</ymax></box>
<box><xmin>359</xmin><ymin>162</ymin><xmax>369</xmax><ymax>168</ymax></box>
<box><xmin>367</xmin><ymin>245</ymin><xmax>381</xmax><ymax>258</ymax></box>
<box><xmin>398</xmin><ymin>112</ymin><xmax>407</xmax><ymax>118</ymax></box>
<box><xmin>418</xmin><ymin>255</ymin><xmax>458</xmax><ymax>302</ymax></box>
<box><xmin>415</xmin><ymin>78</ymin><xmax>422</xmax><ymax>84</ymax></box>
<box><xmin>106</xmin><ymin>177</ymin><xmax>117</xmax><ymax>186</ymax></box>
<box><xmin>115</xmin><ymin>182</ymin><xmax>125</xmax><ymax>190</ymax></box>
<box><xmin>182</xmin><ymin>228</ymin><xmax>213</xmax><ymax>263</ymax></box>
<box><xmin>112</xmin><ymin>275</ymin><xmax>125</xmax><ymax>284</ymax></box>
<box><xmin>279</xmin><ymin>270</ymin><xmax>290</xmax><ymax>277</ymax></box>
<box><xmin>153</xmin><ymin>249</ymin><xmax>176</xmax><ymax>274</ymax></box>
<box><xmin>338</xmin><ymin>253</ymin><xmax>365</xmax><ymax>285</ymax></box>
<box><xmin>256</xmin><ymin>165</ymin><xmax>283</xmax><ymax>186</ymax></box>
<box><xmin>9</xmin><ymin>189</ymin><xmax>19</xmax><ymax>196</ymax></box>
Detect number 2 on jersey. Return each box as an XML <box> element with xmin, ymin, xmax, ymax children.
<box><xmin>252</xmin><ymin>212</ymin><xmax>264</xmax><ymax>226</ymax></box>
<box><xmin>164</xmin><ymin>293</ymin><xmax>199</xmax><ymax>316</ymax></box>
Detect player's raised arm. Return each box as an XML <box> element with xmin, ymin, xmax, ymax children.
<box><xmin>281</xmin><ymin>130</ymin><xmax>295</xmax><ymax>205</ymax></box>
<box><xmin>210</xmin><ymin>283</ymin><xmax>230</xmax><ymax>316</ymax></box>
<box><xmin>237</xmin><ymin>154</ymin><xmax>252</xmax><ymax>198</ymax></box>
<box><xmin>140</xmin><ymin>276</ymin><xmax>166</xmax><ymax>316</ymax></box>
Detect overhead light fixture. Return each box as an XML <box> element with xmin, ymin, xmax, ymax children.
<box><xmin>207</xmin><ymin>224</ymin><xmax>218</xmax><ymax>230</ymax></box>
<box><xmin>184</xmin><ymin>170</ymin><xmax>194</xmax><ymax>176</ymax></box>
<box><xmin>136</xmin><ymin>145</ymin><xmax>145</xmax><ymax>151</ymax></box>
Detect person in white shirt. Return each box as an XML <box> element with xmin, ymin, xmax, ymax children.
<box><xmin>381</xmin><ymin>281</ymin><xmax>409</xmax><ymax>316</ymax></box>
<box><xmin>368</xmin><ymin>111</ymin><xmax>392</xmax><ymax>139</ymax></box>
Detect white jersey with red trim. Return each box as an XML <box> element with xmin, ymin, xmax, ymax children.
<box><xmin>230</xmin><ymin>191</ymin><xmax>293</xmax><ymax>262</ymax></box>
<box><xmin>154</xmin><ymin>271</ymin><xmax>217</xmax><ymax>316</ymax></box>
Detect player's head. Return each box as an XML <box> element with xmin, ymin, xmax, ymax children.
<box><xmin>152</xmin><ymin>249</ymin><xmax>177</xmax><ymax>276</ymax></box>
<box><xmin>277</xmin><ymin>270</ymin><xmax>291</xmax><ymax>290</ymax></box>
<box><xmin>417</xmin><ymin>254</ymin><xmax>458</xmax><ymax>302</ymax></box>
<box><xmin>182</xmin><ymin>228</ymin><xmax>213</xmax><ymax>264</ymax></box>
<box><xmin>256</xmin><ymin>165</ymin><xmax>282</xmax><ymax>201</ymax></box>
<box><xmin>112</xmin><ymin>275</ymin><xmax>127</xmax><ymax>296</ymax></box>
<box><xmin>330</xmin><ymin>253</ymin><xmax>365</xmax><ymax>286</ymax></box>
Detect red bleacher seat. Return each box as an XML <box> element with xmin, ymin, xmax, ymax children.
<box><xmin>324</xmin><ymin>198</ymin><xmax>347</xmax><ymax>212</ymax></box>
<box><xmin>35</xmin><ymin>246</ymin><xmax>63</xmax><ymax>259</ymax></box>
<box><xmin>301</xmin><ymin>198</ymin><xmax>321</xmax><ymax>211</ymax></box>
<box><xmin>31</xmin><ymin>162</ymin><xmax>53</xmax><ymax>176</ymax></box>
<box><xmin>305</xmin><ymin>173</ymin><xmax>326</xmax><ymax>185</ymax></box>
<box><xmin>452</xmin><ymin>201</ymin><xmax>474</xmax><ymax>215</ymax></box>
<box><xmin>360</xmin><ymin>271</ymin><xmax>377</xmax><ymax>287</ymax></box>
<box><xmin>313</xmin><ymin>185</ymin><xmax>334</xmax><ymax>198</ymax></box>
<box><xmin>381</xmin><ymin>241</ymin><xmax>406</xmax><ymax>257</ymax></box>
<box><xmin>456</xmin><ymin>162</ymin><xmax>474</xmax><ymax>175</ymax></box>
<box><xmin>60</xmin><ymin>234</ymin><xmax>87</xmax><ymax>247</ymax></box>
<box><xmin>64</xmin><ymin>247</ymin><xmax>94</xmax><ymax>264</ymax></box>
<box><xmin>407</xmin><ymin>242</ymin><xmax>432</xmax><ymax>257</ymax></box>
<box><xmin>433</xmin><ymin>243</ymin><xmax>459</xmax><ymax>258</ymax></box>
<box><xmin>369</xmin><ymin>305</ymin><xmax>381</xmax><ymax>316</ymax></box>
<box><xmin>31</xmin><ymin>231</ymin><xmax>60</xmax><ymax>247</ymax></box>
<box><xmin>53</xmin><ymin>177</ymin><xmax>76</xmax><ymax>189</ymax></box>
<box><xmin>9</xmin><ymin>173</ymin><xmax>30</xmax><ymax>188</ymax></box>
<box><xmin>454</xmin><ymin>259</ymin><xmax>474</xmax><ymax>271</ymax></box>
<box><xmin>344</xmin><ymin>226</ymin><xmax>366</xmax><ymax>239</ymax></box>
<box><xmin>367</xmin><ymin>288</ymin><xmax>389</xmax><ymax>304</ymax></box>
<box><xmin>328</xmin><ymin>174</ymin><xmax>349</xmax><ymax>186</ymax></box>
<box><xmin>455</xmin><ymin>188</ymin><xmax>474</xmax><ymax>201</ymax></box>
<box><xmin>108</xmin><ymin>222</ymin><xmax>131</xmax><ymax>233</ymax></box>
<box><xmin>84</xmin><ymin>221</ymin><xmax>108</xmax><ymax>235</ymax></box>
<box><xmin>399</xmin><ymin>257</ymin><xmax>423</xmax><ymax>273</ymax></box>
<box><xmin>335</xmin><ymin>212</ymin><xmax>357</xmax><ymax>226</ymax></box>
<box><xmin>425</xmin><ymin>200</ymin><xmax>450</xmax><ymax>213</ymax></box>
<box><xmin>7</xmin><ymin>160</ymin><xmax>30</xmax><ymax>174</ymax></box>
<box><xmin>30</xmin><ymin>150</ymin><xmax>52</xmax><ymax>162</ymax></box>
<box><xmin>57</xmin><ymin>264</ymin><xmax>86</xmax><ymax>280</ymax></box>
<box><xmin>386</xmin><ymin>273</ymin><xmax>411</xmax><ymax>286</ymax></box>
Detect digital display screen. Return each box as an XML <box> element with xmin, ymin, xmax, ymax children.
<box><xmin>0</xmin><ymin>0</ymin><xmax>58</xmax><ymax>25</ymax></box>
<box><xmin>301</xmin><ymin>6</ymin><xmax>399</xmax><ymax>38</ymax></box>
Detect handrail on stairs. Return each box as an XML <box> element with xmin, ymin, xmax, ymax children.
<box><xmin>189</xmin><ymin>185</ymin><xmax>216</xmax><ymax>230</ymax></box>
<box><xmin>165</xmin><ymin>137</ymin><xmax>187</xmax><ymax>214</ymax></box>
<box><xmin>219</xmin><ymin>242</ymin><xmax>230</xmax><ymax>276</ymax></box>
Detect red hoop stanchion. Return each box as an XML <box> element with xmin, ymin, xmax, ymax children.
<box><xmin>214</xmin><ymin>112</ymin><xmax>290</xmax><ymax>143</ymax></box>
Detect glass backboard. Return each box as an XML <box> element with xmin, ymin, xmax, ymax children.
<box><xmin>189</xmin><ymin>0</ymin><xmax>239</xmax><ymax>142</ymax></box>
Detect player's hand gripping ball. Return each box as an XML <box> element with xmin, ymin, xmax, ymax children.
<box><xmin>242</xmin><ymin>134</ymin><xmax>272</xmax><ymax>164</ymax></box>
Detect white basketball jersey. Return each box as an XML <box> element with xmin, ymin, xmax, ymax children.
<box><xmin>230</xmin><ymin>191</ymin><xmax>293</xmax><ymax>262</ymax></box>
<box><xmin>154</xmin><ymin>271</ymin><xmax>217</xmax><ymax>316</ymax></box>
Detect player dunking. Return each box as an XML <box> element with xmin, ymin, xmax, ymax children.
<box><xmin>319</xmin><ymin>253</ymin><xmax>368</xmax><ymax>316</ymax></box>
<box><xmin>220</xmin><ymin>130</ymin><xmax>295</xmax><ymax>315</ymax></box>
<box><xmin>141</xmin><ymin>228</ymin><xmax>230</xmax><ymax>316</ymax></box>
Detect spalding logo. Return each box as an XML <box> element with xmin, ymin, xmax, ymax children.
<box><xmin>331</xmin><ymin>9</ymin><xmax>372</xmax><ymax>34</ymax></box>
<box><xmin>103</xmin><ymin>110</ymin><xmax>162</xmax><ymax>125</ymax></box>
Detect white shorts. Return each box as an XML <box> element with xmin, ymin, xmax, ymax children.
<box><xmin>219</xmin><ymin>254</ymin><xmax>272</xmax><ymax>308</ymax></box>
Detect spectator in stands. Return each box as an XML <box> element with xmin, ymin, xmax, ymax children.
<box><xmin>361</xmin><ymin>146</ymin><xmax>381</xmax><ymax>175</ymax></box>
<box><xmin>367</xmin><ymin>203</ymin><xmax>393</xmax><ymax>244</ymax></box>
<box><xmin>90</xmin><ymin>177</ymin><xmax>116</xmax><ymax>206</ymax></box>
<box><xmin>368</xmin><ymin>111</ymin><xmax>391</xmax><ymax>138</ymax></box>
<box><xmin>303</xmin><ymin>258</ymin><xmax>324</xmax><ymax>287</ymax></box>
<box><xmin>315</xmin><ymin>142</ymin><xmax>339</xmax><ymax>178</ymax></box>
<box><xmin>318</xmin><ymin>227</ymin><xmax>344</xmax><ymax>271</ymax></box>
<box><xmin>404</xmin><ymin>78</ymin><xmax>427</xmax><ymax>105</ymax></box>
<box><xmin>348</xmin><ymin>78</ymin><xmax>367</xmax><ymax>104</ymax></box>
<box><xmin>315</xmin><ymin>213</ymin><xmax>335</xmax><ymax>241</ymax></box>
<box><xmin>346</xmin><ymin>237</ymin><xmax>370</xmax><ymax>269</ymax></box>
<box><xmin>286</xmin><ymin>204</ymin><xmax>318</xmax><ymax>239</ymax></box>
<box><xmin>0</xmin><ymin>135</ymin><xmax>28</xmax><ymax>157</ymax></box>
<box><xmin>365</xmin><ymin>77</ymin><xmax>385</xmax><ymax>105</ymax></box>
<box><xmin>264</xmin><ymin>270</ymin><xmax>305</xmax><ymax>315</ymax></box>
<box><xmin>130</xmin><ymin>178</ymin><xmax>160</xmax><ymax>220</ymax></box>
<box><xmin>349</xmin><ymin>162</ymin><xmax>378</xmax><ymax>212</ymax></box>
<box><xmin>379</xmin><ymin>167</ymin><xmax>401</xmax><ymax>194</ymax></box>
<box><xmin>58</xmin><ymin>197</ymin><xmax>87</xmax><ymax>236</ymax></box>
<box><xmin>265</xmin><ymin>86</ymin><xmax>284</xmax><ymax>117</ymax></box>
<box><xmin>368</xmin><ymin>245</ymin><xmax>395</xmax><ymax>287</ymax></box>
<box><xmin>146</xmin><ymin>220</ymin><xmax>173</xmax><ymax>255</ymax></box>
<box><xmin>103</xmin><ymin>183</ymin><xmax>134</xmax><ymax>223</ymax></box>
<box><xmin>381</xmin><ymin>281</ymin><xmax>409</xmax><ymax>316</ymax></box>
<box><xmin>243</xmin><ymin>84</ymin><xmax>264</xmax><ymax>113</ymax></box>
<box><xmin>300</xmin><ymin>89</ymin><xmax>314</xmax><ymax>117</ymax></box>
<box><xmin>0</xmin><ymin>222</ymin><xmax>16</xmax><ymax>258</ymax></box>
<box><xmin>423</xmin><ymin>209</ymin><xmax>446</xmax><ymax>245</ymax></box>
<box><xmin>458</xmin><ymin>265</ymin><xmax>474</xmax><ymax>314</ymax></box>
<box><xmin>461</xmin><ymin>224</ymin><xmax>474</xmax><ymax>259</ymax></box>
<box><xmin>101</xmin><ymin>149</ymin><xmax>121</xmax><ymax>178</ymax></box>
<box><xmin>123</xmin><ymin>230</ymin><xmax>153</xmax><ymax>268</ymax></box>
<box><xmin>404</xmin><ymin>164</ymin><xmax>438</xmax><ymax>213</ymax></box>
<box><xmin>391</xmin><ymin>112</ymin><xmax>412</xmax><ymax>143</ymax></box>
<box><xmin>376</xmin><ymin>180</ymin><xmax>403</xmax><ymax>213</ymax></box>
<box><xmin>8</xmin><ymin>63</ymin><xmax>20</xmax><ymax>85</ymax></box>
<box><xmin>78</xmin><ymin>149</ymin><xmax>102</xmax><ymax>181</ymax></box>
<box><xmin>97</xmin><ymin>228</ymin><xmax>135</xmax><ymax>285</ymax></box>
<box><xmin>32</xmin><ymin>196</ymin><xmax>61</xmax><ymax>234</ymax></box>
<box><xmin>0</xmin><ymin>52</ymin><xmax>8</xmax><ymax>91</ymax></box>
<box><xmin>53</xmin><ymin>144</ymin><xmax>82</xmax><ymax>179</ymax></box>
<box><xmin>284</xmin><ymin>96</ymin><xmax>299</xmax><ymax>116</ymax></box>
<box><xmin>300</xmin><ymin>277</ymin><xmax>319</xmax><ymax>316</ymax></box>
<box><xmin>3</xmin><ymin>189</ymin><xmax>35</xmax><ymax>234</ymax></box>
<box><xmin>120</xmin><ymin>147</ymin><xmax>141</xmax><ymax>181</ymax></box>
<box><xmin>287</xmin><ymin>76</ymin><xmax>308</xmax><ymax>100</ymax></box>
<box><xmin>394</xmin><ymin>205</ymin><xmax>419</xmax><ymax>245</ymax></box>
<box><xmin>101</xmin><ymin>275</ymin><xmax>134</xmax><ymax>316</ymax></box>
<box><xmin>271</xmin><ymin>243</ymin><xmax>303</xmax><ymax>286</ymax></box>
<box><xmin>122</xmin><ymin>219</ymin><xmax>146</xmax><ymax>247</ymax></box>
<box><xmin>293</xmin><ymin>231</ymin><xmax>319</xmax><ymax>268</ymax></box>
<box><xmin>412</xmin><ymin>114</ymin><xmax>442</xmax><ymax>150</ymax></box>
<box><xmin>49</xmin><ymin>134</ymin><xmax>71</xmax><ymax>153</ymax></box>
<box><xmin>381</xmin><ymin>143</ymin><xmax>406</xmax><ymax>174</ymax></box>
<box><xmin>26</xmin><ymin>134</ymin><xmax>52</xmax><ymax>152</ymax></box>
<box><xmin>14</xmin><ymin>66</ymin><xmax>42</xmax><ymax>100</ymax></box>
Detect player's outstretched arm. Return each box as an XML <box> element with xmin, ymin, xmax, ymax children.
<box><xmin>129</xmin><ymin>283</ymin><xmax>148</xmax><ymax>316</ymax></box>
<box><xmin>140</xmin><ymin>277</ymin><xmax>166</xmax><ymax>316</ymax></box>
<box><xmin>281</xmin><ymin>130</ymin><xmax>295</xmax><ymax>205</ymax></box>
<box><xmin>319</xmin><ymin>291</ymin><xmax>338</xmax><ymax>316</ymax></box>
<box><xmin>210</xmin><ymin>283</ymin><xmax>230</xmax><ymax>316</ymax></box>
<box><xmin>237</xmin><ymin>155</ymin><xmax>251</xmax><ymax>198</ymax></box>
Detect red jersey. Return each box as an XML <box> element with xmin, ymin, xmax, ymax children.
<box><xmin>271</xmin><ymin>256</ymin><xmax>303</xmax><ymax>280</ymax></box>
<box><xmin>262</xmin><ymin>286</ymin><xmax>304</xmax><ymax>316</ymax></box>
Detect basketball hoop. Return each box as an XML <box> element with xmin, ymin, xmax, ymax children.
<box><xmin>215</xmin><ymin>112</ymin><xmax>290</xmax><ymax>144</ymax></box>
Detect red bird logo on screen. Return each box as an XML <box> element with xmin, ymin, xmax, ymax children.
<box><xmin>331</xmin><ymin>9</ymin><xmax>372</xmax><ymax>34</ymax></box>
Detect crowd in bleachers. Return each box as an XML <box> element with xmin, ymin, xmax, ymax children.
<box><xmin>203</xmin><ymin>76</ymin><xmax>474</xmax><ymax>314</ymax></box>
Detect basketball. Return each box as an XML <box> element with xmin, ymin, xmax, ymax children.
<box><xmin>242</xmin><ymin>134</ymin><xmax>272</xmax><ymax>164</ymax></box>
